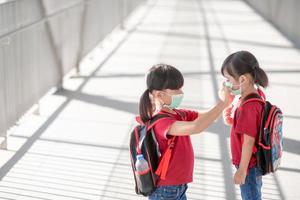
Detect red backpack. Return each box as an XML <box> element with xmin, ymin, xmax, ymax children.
<box><xmin>242</xmin><ymin>93</ymin><xmax>283</xmax><ymax>175</ymax></box>
<box><xmin>129</xmin><ymin>114</ymin><xmax>176</xmax><ymax>196</ymax></box>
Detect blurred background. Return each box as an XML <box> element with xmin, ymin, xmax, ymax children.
<box><xmin>0</xmin><ymin>0</ymin><xmax>299</xmax><ymax>199</ymax></box>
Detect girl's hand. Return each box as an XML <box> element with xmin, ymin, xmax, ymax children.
<box><xmin>223</xmin><ymin>105</ymin><xmax>234</xmax><ymax>125</ymax></box>
<box><xmin>218</xmin><ymin>83</ymin><xmax>232</xmax><ymax>106</ymax></box>
<box><xmin>234</xmin><ymin>169</ymin><xmax>247</xmax><ymax>185</ymax></box>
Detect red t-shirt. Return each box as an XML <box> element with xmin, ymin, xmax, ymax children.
<box><xmin>231</xmin><ymin>99</ymin><xmax>264</xmax><ymax>169</ymax></box>
<box><xmin>153</xmin><ymin>108</ymin><xmax>198</xmax><ymax>186</ymax></box>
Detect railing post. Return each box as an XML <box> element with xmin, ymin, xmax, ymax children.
<box><xmin>0</xmin><ymin>135</ymin><xmax>7</xmax><ymax>150</ymax></box>
<box><xmin>76</xmin><ymin>0</ymin><xmax>88</xmax><ymax>75</ymax></box>
<box><xmin>33</xmin><ymin>102</ymin><xmax>41</xmax><ymax>116</ymax></box>
<box><xmin>119</xmin><ymin>0</ymin><xmax>125</xmax><ymax>30</ymax></box>
<box><xmin>39</xmin><ymin>0</ymin><xmax>64</xmax><ymax>90</ymax></box>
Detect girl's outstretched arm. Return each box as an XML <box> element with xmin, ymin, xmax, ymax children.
<box><xmin>168</xmin><ymin>86</ymin><xmax>231</xmax><ymax>136</ymax></box>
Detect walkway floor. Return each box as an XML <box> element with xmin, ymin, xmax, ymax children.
<box><xmin>0</xmin><ymin>0</ymin><xmax>300</xmax><ymax>199</ymax></box>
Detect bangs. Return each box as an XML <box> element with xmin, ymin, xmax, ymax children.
<box><xmin>221</xmin><ymin>53</ymin><xmax>238</xmax><ymax>79</ymax></box>
<box><xmin>222</xmin><ymin>62</ymin><xmax>237</xmax><ymax>79</ymax></box>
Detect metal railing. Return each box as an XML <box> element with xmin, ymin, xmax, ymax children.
<box><xmin>0</xmin><ymin>0</ymin><xmax>144</xmax><ymax>148</ymax></box>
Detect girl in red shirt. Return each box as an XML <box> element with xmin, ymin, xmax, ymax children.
<box><xmin>139</xmin><ymin>64</ymin><xmax>230</xmax><ymax>200</ymax></box>
<box><xmin>221</xmin><ymin>51</ymin><xmax>269</xmax><ymax>200</ymax></box>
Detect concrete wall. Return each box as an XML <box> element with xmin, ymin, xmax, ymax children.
<box><xmin>0</xmin><ymin>0</ymin><xmax>144</xmax><ymax>139</ymax></box>
<box><xmin>244</xmin><ymin>0</ymin><xmax>300</xmax><ymax>48</ymax></box>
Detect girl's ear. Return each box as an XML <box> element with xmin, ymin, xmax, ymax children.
<box><xmin>240</xmin><ymin>73</ymin><xmax>255</xmax><ymax>85</ymax></box>
<box><xmin>239</xmin><ymin>75</ymin><xmax>247</xmax><ymax>84</ymax></box>
<box><xmin>152</xmin><ymin>90</ymin><xmax>163</xmax><ymax>99</ymax></box>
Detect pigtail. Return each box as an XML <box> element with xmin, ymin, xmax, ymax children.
<box><xmin>254</xmin><ymin>66</ymin><xmax>269</xmax><ymax>88</ymax></box>
<box><xmin>139</xmin><ymin>89</ymin><xmax>153</xmax><ymax>123</ymax></box>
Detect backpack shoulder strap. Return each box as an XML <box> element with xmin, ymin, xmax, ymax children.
<box><xmin>148</xmin><ymin>113</ymin><xmax>177</xmax><ymax>180</ymax></box>
<box><xmin>241</xmin><ymin>93</ymin><xmax>267</xmax><ymax>155</ymax></box>
<box><xmin>147</xmin><ymin>114</ymin><xmax>173</xmax><ymax>131</ymax></box>
<box><xmin>241</xmin><ymin>93</ymin><xmax>265</xmax><ymax>106</ymax></box>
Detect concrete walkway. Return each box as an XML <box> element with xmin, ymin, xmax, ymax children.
<box><xmin>0</xmin><ymin>0</ymin><xmax>300</xmax><ymax>199</ymax></box>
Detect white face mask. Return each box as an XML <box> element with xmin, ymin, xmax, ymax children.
<box><xmin>225</xmin><ymin>81</ymin><xmax>243</xmax><ymax>96</ymax></box>
<box><xmin>168</xmin><ymin>93</ymin><xmax>184</xmax><ymax>108</ymax></box>
<box><xmin>162</xmin><ymin>91</ymin><xmax>184</xmax><ymax>109</ymax></box>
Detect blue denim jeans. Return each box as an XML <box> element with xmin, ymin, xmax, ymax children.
<box><xmin>148</xmin><ymin>184</ymin><xmax>188</xmax><ymax>200</ymax></box>
<box><xmin>239</xmin><ymin>167</ymin><xmax>263</xmax><ymax>200</ymax></box>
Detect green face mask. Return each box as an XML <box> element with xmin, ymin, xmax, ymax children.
<box><xmin>225</xmin><ymin>81</ymin><xmax>242</xmax><ymax>96</ymax></box>
<box><xmin>168</xmin><ymin>93</ymin><xmax>184</xmax><ymax>109</ymax></box>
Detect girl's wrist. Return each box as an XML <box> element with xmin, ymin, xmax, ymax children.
<box><xmin>219</xmin><ymin>100</ymin><xmax>227</xmax><ymax>108</ymax></box>
<box><xmin>238</xmin><ymin>166</ymin><xmax>247</xmax><ymax>173</ymax></box>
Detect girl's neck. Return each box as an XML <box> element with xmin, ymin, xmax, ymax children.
<box><xmin>241</xmin><ymin>84</ymin><xmax>258</xmax><ymax>99</ymax></box>
<box><xmin>155</xmin><ymin>105</ymin><xmax>177</xmax><ymax>115</ymax></box>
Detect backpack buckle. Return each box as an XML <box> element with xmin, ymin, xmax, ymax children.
<box><xmin>168</xmin><ymin>141</ymin><xmax>175</xmax><ymax>149</ymax></box>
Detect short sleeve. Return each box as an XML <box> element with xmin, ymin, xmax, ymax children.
<box><xmin>154</xmin><ymin>118</ymin><xmax>177</xmax><ymax>140</ymax></box>
<box><xmin>179</xmin><ymin>109</ymin><xmax>199</xmax><ymax>121</ymax></box>
<box><xmin>235</xmin><ymin>101</ymin><xmax>263</xmax><ymax>138</ymax></box>
<box><xmin>153</xmin><ymin>109</ymin><xmax>198</xmax><ymax>140</ymax></box>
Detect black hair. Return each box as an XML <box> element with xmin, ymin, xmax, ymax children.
<box><xmin>139</xmin><ymin>64</ymin><xmax>184</xmax><ymax>123</ymax></box>
<box><xmin>221</xmin><ymin>50</ymin><xmax>268</xmax><ymax>88</ymax></box>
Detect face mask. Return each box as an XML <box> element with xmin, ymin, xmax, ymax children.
<box><xmin>225</xmin><ymin>81</ymin><xmax>242</xmax><ymax>96</ymax></box>
<box><xmin>169</xmin><ymin>93</ymin><xmax>184</xmax><ymax>108</ymax></box>
<box><xmin>163</xmin><ymin>92</ymin><xmax>184</xmax><ymax>109</ymax></box>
